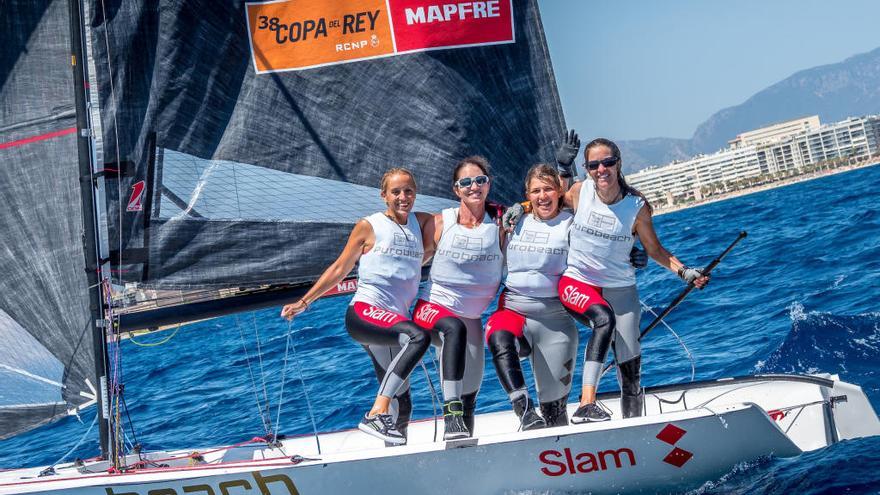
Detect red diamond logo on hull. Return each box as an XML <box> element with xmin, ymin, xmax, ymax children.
<box><xmin>656</xmin><ymin>423</ymin><xmax>686</xmax><ymax>445</ymax></box>
<box><xmin>657</xmin><ymin>424</ymin><xmax>693</xmax><ymax>468</ymax></box>
<box><xmin>663</xmin><ymin>447</ymin><xmax>693</xmax><ymax>468</ymax></box>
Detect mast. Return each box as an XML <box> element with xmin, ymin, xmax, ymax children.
<box><xmin>67</xmin><ymin>0</ymin><xmax>114</xmax><ymax>460</ymax></box>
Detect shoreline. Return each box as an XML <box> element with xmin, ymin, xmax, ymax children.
<box><xmin>653</xmin><ymin>160</ymin><xmax>880</xmax><ymax>216</ymax></box>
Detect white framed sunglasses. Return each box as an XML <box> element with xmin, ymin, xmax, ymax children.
<box><xmin>454</xmin><ymin>175</ymin><xmax>489</xmax><ymax>188</ymax></box>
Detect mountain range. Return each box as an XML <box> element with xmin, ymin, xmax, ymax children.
<box><xmin>619</xmin><ymin>46</ymin><xmax>880</xmax><ymax>172</ymax></box>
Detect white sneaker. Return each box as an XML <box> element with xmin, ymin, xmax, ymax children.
<box><xmin>358</xmin><ymin>413</ymin><xmax>406</xmax><ymax>444</ymax></box>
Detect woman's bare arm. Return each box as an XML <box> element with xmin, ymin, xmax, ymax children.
<box><xmin>281</xmin><ymin>220</ymin><xmax>373</xmax><ymax>318</ymax></box>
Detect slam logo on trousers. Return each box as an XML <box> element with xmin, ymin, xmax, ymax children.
<box><xmin>561</xmin><ymin>285</ymin><xmax>590</xmax><ymax>309</ymax></box>
<box><xmin>362</xmin><ymin>305</ymin><xmax>400</xmax><ymax>325</ymax></box>
<box><xmin>415</xmin><ymin>303</ymin><xmax>441</xmax><ymax>324</ymax></box>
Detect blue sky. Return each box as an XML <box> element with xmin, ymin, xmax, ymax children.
<box><xmin>538</xmin><ymin>0</ymin><xmax>880</xmax><ymax>141</ymax></box>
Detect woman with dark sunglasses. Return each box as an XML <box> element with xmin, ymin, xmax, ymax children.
<box><xmin>486</xmin><ymin>164</ymin><xmax>578</xmax><ymax>430</ymax></box>
<box><xmin>414</xmin><ymin>156</ymin><xmax>504</xmax><ymax>440</ymax></box>
<box><xmin>557</xmin><ymin>135</ymin><xmax>709</xmax><ymax>423</ymax></box>
<box><xmin>280</xmin><ymin>168</ymin><xmax>433</xmax><ymax>445</ymax></box>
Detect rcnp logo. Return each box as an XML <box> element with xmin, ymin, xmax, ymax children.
<box><xmin>656</xmin><ymin>424</ymin><xmax>693</xmax><ymax>468</ymax></box>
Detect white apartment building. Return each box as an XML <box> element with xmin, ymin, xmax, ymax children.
<box><xmin>628</xmin><ymin>114</ymin><xmax>880</xmax><ymax>207</ymax></box>
<box><xmin>728</xmin><ymin>116</ymin><xmax>820</xmax><ymax>148</ymax></box>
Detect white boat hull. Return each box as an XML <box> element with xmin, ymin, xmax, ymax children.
<box><xmin>2</xmin><ymin>374</ymin><xmax>877</xmax><ymax>494</ymax></box>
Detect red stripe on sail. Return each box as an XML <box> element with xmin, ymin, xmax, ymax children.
<box><xmin>0</xmin><ymin>127</ymin><xmax>77</xmax><ymax>150</ymax></box>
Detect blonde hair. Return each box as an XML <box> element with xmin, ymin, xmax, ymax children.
<box><xmin>380</xmin><ymin>167</ymin><xmax>417</xmax><ymax>192</ymax></box>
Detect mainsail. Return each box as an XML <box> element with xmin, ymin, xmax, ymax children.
<box><xmin>1</xmin><ymin>0</ymin><xmax>565</xmax><ymax>442</ymax></box>
<box><xmin>91</xmin><ymin>0</ymin><xmax>566</xmax><ymax>293</ymax></box>
<box><xmin>0</xmin><ymin>0</ymin><xmax>97</xmax><ymax>439</ymax></box>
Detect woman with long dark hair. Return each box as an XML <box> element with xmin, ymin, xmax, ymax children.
<box><xmin>557</xmin><ymin>136</ymin><xmax>709</xmax><ymax>423</ymax></box>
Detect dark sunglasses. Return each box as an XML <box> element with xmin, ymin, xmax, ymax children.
<box><xmin>585</xmin><ymin>156</ymin><xmax>620</xmax><ymax>170</ymax></box>
<box><xmin>455</xmin><ymin>175</ymin><xmax>489</xmax><ymax>188</ymax></box>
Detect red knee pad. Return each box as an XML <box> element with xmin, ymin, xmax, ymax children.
<box><xmin>413</xmin><ymin>299</ymin><xmax>457</xmax><ymax>330</ymax></box>
<box><xmin>558</xmin><ymin>275</ymin><xmax>609</xmax><ymax>314</ymax></box>
<box><xmin>485</xmin><ymin>309</ymin><xmax>526</xmax><ymax>342</ymax></box>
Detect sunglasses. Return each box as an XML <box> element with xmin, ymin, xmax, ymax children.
<box><xmin>454</xmin><ymin>175</ymin><xmax>489</xmax><ymax>188</ymax></box>
<box><xmin>585</xmin><ymin>156</ymin><xmax>620</xmax><ymax>170</ymax></box>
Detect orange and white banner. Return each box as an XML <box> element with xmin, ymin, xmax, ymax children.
<box><xmin>245</xmin><ymin>0</ymin><xmax>515</xmax><ymax>73</ymax></box>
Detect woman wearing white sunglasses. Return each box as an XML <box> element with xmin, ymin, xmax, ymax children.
<box><xmin>414</xmin><ymin>156</ymin><xmax>504</xmax><ymax>440</ymax></box>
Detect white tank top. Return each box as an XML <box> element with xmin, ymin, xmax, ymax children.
<box><xmin>504</xmin><ymin>211</ymin><xmax>572</xmax><ymax>298</ymax></box>
<box><xmin>351</xmin><ymin>212</ymin><xmax>424</xmax><ymax>316</ymax></box>
<box><xmin>421</xmin><ymin>208</ymin><xmax>503</xmax><ymax>318</ymax></box>
<box><xmin>564</xmin><ymin>180</ymin><xmax>644</xmax><ymax>288</ymax></box>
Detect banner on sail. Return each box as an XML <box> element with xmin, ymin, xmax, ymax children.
<box><xmin>245</xmin><ymin>0</ymin><xmax>515</xmax><ymax>73</ymax></box>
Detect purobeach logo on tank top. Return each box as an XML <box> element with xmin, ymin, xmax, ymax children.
<box><xmin>574</xmin><ymin>212</ymin><xmax>631</xmax><ymax>243</ymax></box>
<box><xmin>436</xmin><ymin>234</ymin><xmax>500</xmax><ymax>262</ymax></box>
<box><xmin>373</xmin><ymin>231</ymin><xmax>422</xmax><ymax>259</ymax></box>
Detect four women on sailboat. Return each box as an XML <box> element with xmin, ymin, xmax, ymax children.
<box><xmin>413</xmin><ymin>156</ymin><xmax>504</xmax><ymax>440</ymax></box>
<box><xmin>554</xmin><ymin>135</ymin><xmax>709</xmax><ymax>423</ymax></box>
<box><xmin>280</xmin><ymin>168</ymin><xmax>433</xmax><ymax>445</ymax></box>
<box><xmin>282</xmin><ymin>139</ymin><xmax>709</xmax><ymax>440</ymax></box>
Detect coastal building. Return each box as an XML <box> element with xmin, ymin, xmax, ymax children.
<box><xmin>628</xmin><ymin>114</ymin><xmax>880</xmax><ymax>207</ymax></box>
<box><xmin>728</xmin><ymin>116</ymin><xmax>820</xmax><ymax>149</ymax></box>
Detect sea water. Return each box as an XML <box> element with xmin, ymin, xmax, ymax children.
<box><xmin>2</xmin><ymin>166</ymin><xmax>879</xmax><ymax>494</ymax></box>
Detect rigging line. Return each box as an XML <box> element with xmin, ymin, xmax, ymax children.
<box><xmin>639</xmin><ymin>299</ymin><xmax>696</xmax><ymax>382</ymax></box>
<box><xmin>50</xmin><ymin>413</ymin><xmax>98</xmax><ymax>468</ymax></box>
<box><xmin>288</xmin><ymin>323</ymin><xmax>322</xmax><ymax>455</ymax></box>
<box><xmin>419</xmin><ymin>358</ymin><xmax>441</xmax><ymax>442</ymax></box>
<box><xmin>119</xmin><ymin>390</ymin><xmax>140</xmax><ymax>449</ymax></box>
<box><xmin>428</xmin><ymin>346</ymin><xmax>443</xmax><ymax>442</ymax></box>
<box><xmin>272</xmin><ymin>323</ymin><xmax>294</xmax><ymax>444</ymax></box>
<box><xmin>97</xmin><ymin>0</ymin><xmax>125</xmax><ymax>289</ymax></box>
<box><xmin>251</xmin><ymin>312</ymin><xmax>272</xmax><ymax>429</ymax></box>
<box><xmin>127</xmin><ymin>324</ymin><xmax>181</xmax><ymax>347</ymax></box>
<box><xmin>236</xmin><ymin>315</ymin><xmax>272</xmax><ymax>435</ymax></box>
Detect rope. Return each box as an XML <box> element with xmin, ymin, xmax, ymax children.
<box><xmin>639</xmin><ymin>299</ymin><xmax>696</xmax><ymax>382</ymax></box>
<box><xmin>128</xmin><ymin>324</ymin><xmax>181</xmax><ymax>347</ymax></box>
<box><xmin>251</xmin><ymin>313</ymin><xmax>273</xmax><ymax>431</ymax></box>
<box><xmin>272</xmin><ymin>322</ymin><xmax>322</xmax><ymax>454</ymax></box>
<box><xmin>273</xmin><ymin>324</ymin><xmax>294</xmax><ymax>442</ymax></box>
<box><xmin>288</xmin><ymin>322</ymin><xmax>322</xmax><ymax>454</ymax></box>
<box><xmin>419</xmin><ymin>357</ymin><xmax>441</xmax><ymax>442</ymax></box>
<box><xmin>51</xmin><ymin>413</ymin><xmax>98</xmax><ymax>467</ymax></box>
<box><xmin>427</xmin><ymin>347</ymin><xmax>444</xmax><ymax>441</ymax></box>
<box><xmin>237</xmin><ymin>316</ymin><xmax>272</xmax><ymax>435</ymax></box>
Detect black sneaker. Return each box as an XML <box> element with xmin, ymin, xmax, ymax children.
<box><xmin>443</xmin><ymin>400</ymin><xmax>470</xmax><ymax>440</ymax></box>
<box><xmin>358</xmin><ymin>413</ymin><xmax>406</xmax><ymax>444</ymax></box>
<box><xmin>571</xmin><ymin>402</ymin><xmax>611</xmax><ymax>424</ymax></box>
<box><xmin>512</xmin><ymin>396</ymin><xmax>546</xmax><ymax>431</ymax></box>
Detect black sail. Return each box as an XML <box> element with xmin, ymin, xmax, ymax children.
<box><xmin>0</xmin><ymin>0</ymin><xmax>97</xmax><ymax>439</ymax></box>
<box><xmin>89</xmin><ymin>0</ymin><xmax>566</xmax><ymax>291</ymax></box>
